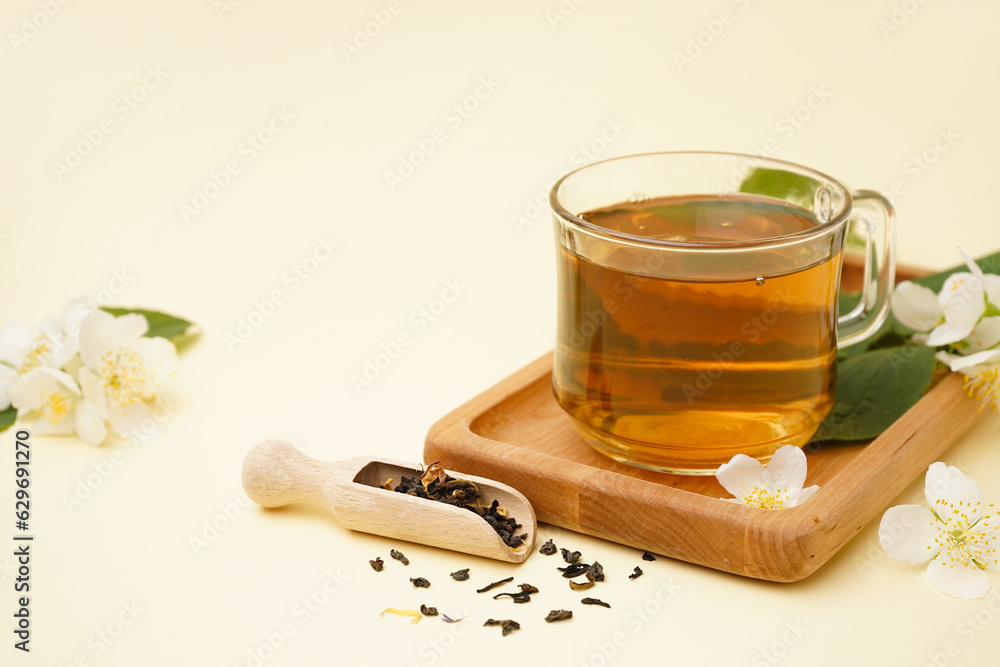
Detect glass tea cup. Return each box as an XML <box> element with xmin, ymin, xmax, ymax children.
<box><xmin>549</xmin><ymin>152</ymin><xmax>895</xmax><ymax>475</ymax></box>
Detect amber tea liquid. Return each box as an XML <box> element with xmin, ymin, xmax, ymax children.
<box><xmin>553</xmin><ymin>194</ymin><xmax>840</xmax><ymax>473</ymax></box>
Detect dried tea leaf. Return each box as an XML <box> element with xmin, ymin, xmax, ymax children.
<box><xmin>588</xmin><ymin>561</ymin><xmax>605</xmax><ymax>582</ymax></box>
<box><xmin>545</xmin><ymin>609</ymin><xmax>573</xmax><ymax>623</ymax></box>
<box><xmin>450</xmin><ymin>568</ymin><xmax>470</xmax><ymax>581</ymax></box>
<box><xmin>476</xmin><ymin>576</ymin><xmax>514</xmax><ymax>593</ymax></box>
<box><xmin>420</xmin><ymin>461</ymin><xmax>448</xmax><ymax>493</ymax></box>
<box><xmin>369</xmin><ymin>557</ymin><xmax>384</xmax><ymax>572</ymax></box>
<box><xmin>484</xmin><ymin>618</ymin><xmax>520</xmax><ymax>636</ymax></box>
<box><xmin>558</xmin><ymin>563</ymin><xmax>589</xmax><ymax>578</ymax></box>
<box><xmin>420</xmin><ymin>605</ymin><xmax>438</xmax><ymax>616</ymax></box>
<box><xmin>539</xmin><ymin>539</ymin><xmax>557</xmax><ymax>555</ymax></box>
<box><xmin>380</xmin><ymin>608</ymin><xmax>421</xmax><ymax>624</ymax></box>
<box><xmin>569</xmin><ymin>578</ymin><xmax>594</xmax><ymax>590</ymax></box>
<box><xmin>641</xmin><ymin>551</ymin><xmax>656</xmax><ymax>561</ymax></box>
<box><xmin>629</xmin><ymin>566</ymin><xmax>643</xmax><ymax>580</ymax></box>
<box><xmin>581</xmin><ymin>598</ymin><xmax>611</xmax><ymax>608</ymax></box>
<box><xmin>390</xmin><ymin>549</ymin><xmax>409</xmax><ymax>566</ymax></box>
<box><xmin>561</xmin><ymin>548</ymin><xmax>582</xmax><ymax>563</ymax></box>
<box><xmin>493</xmin><ymin>583</ymin><xmax>539</xmax><ymax>603</ymax></box>
<box><xmin>410</xmin><ymin>577</ymin><xmax>431</xmax><ymax>588</ymax></box>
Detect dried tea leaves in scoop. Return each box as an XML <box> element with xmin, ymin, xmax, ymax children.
<box><xmin>383</xmin><ymin>462</ymin><xmax>528</xmax><ymax>549</ymax></box>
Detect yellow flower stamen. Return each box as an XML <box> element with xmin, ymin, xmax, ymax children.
<box><xmin>931</xmin><ymin>498</ymin><xmax>999</xmax><ymax>571</ymax></box>
<box><xmin>17</xmin><ymin>336</ymin><xmax>53</xmax><ymax>374</ymax></box>
<box><xmin>742</xmin><ymin>487</ymin><xmax>788</xmax><ymax>510</ymax></box>
<box><xmin>100</xmin><ymin>347</ymin><xmax>154</xmax><ymax>408</ymax></box>
<box><xmin>964</xmin><ymin>367</ymin><xmax>999</xmax><ymax>413</ymax></box>
<box><xmin>41</xmin><ymin>390</ymin><xmax>69</xmax><ymax>425</ymax></box>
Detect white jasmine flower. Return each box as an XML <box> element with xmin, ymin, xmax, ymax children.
<box><xmin>0</xmin><ymin>299</ymin><xmax>89</xmax><ymax>409</ymax></box>
<box><xmin>6</xmin><ymin>370</ymin><xmax>107</xmax><ymax>445</ymax></box>
<box><xmin>879</xmin><ymin>463</ymin><xmax>998</xmax><ymax>599</ymax></box>
<box><xmin>936</xmin><ymin>348</ymin><xmax>1000</xmax><ymax>413</ymax></box>
<box><xmin>715</xmin><ymin>445</ymin><xmax>819</xmax><ymax>509</ymax></box>
<box><xmin>77</xmin><ymin>310</ymin><xmax>178</xmax><ymax>440</ymax></box>
<box><xmin>893</xmin><ymin>251</ymin><xmax>1000</xmax><ymax>348</ymax></box>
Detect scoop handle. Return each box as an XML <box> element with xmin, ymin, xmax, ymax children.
<box><xmin>241</xmin><ymin>439</ymin><xmax>342</xmax><ymax>508</ymax></box>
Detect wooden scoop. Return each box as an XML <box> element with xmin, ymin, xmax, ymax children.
<box><xmin>241</xmin><ymin>439</ymin><xmax>536</xmax><ymax>563</ymax></box>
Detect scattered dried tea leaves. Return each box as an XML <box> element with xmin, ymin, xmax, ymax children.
<box><xmin>384</xmin><ymin>466</ymin><xmax>527</xmax><ymax>549</ymax></box>
<box><xmin>411</xmin><ymin>577</ymin><xmax>431</xmax><ymax>588</ymax></box>
<box><xmin>380</xmin><ymin>608</ymin><xmax>421</xmax><ymax>624</ymax></box>
<box><xmin>539</xmin><ymin>539</ymin><xmax>557</xmax><ymax>555</ymax></box>
<box><xmin>493</xmin><ymin>583</ymin><xmax>539</xmax><ymax>603</ymax></box>
<box><xmin>561</xmin><ymin>548</ymin><xmax>582</xmax><ymax>563</ymax></box>
<box><xmin>581</xmin><ymin>598</ymin><xmax>611</xmax><ymax>609</ymax></box>
<box><xmin>369</xmin><ymin>557</ymin><xmax>384</xmax><ymax>572</ymax></box>
<box><xmin>588</xmin><ymin>561</ymin><xmax>605</xmax><ymax>582</ymax></box>
<box><xmin>641</xmin><ymin>551</ymin><xmax>656</xmax><ymax>561</ymax></box>
<box><xmin>476</xmin><ymin>576</ymin><xmax>514</xmax><ymax>593</ymax></box>
<box><xmin>545</xmin><ymin>609</ymin><xmax>573</xmax><ymax>622</ymax></box>
<box><xmin>629</xmin><ymin>566</ymin><xmax>643</xmax><ymax>580</ymax></box>
<box><xmin>568</xmin><ymin>578</ymin><xmax>594</xmax><ymax>590</ymax></box>
<box><xmin>390</xmin><ymin>549</ymin><xmax>409</xmax><ymax>566</ymax></box>
<box><xmin>484</xmin><ymin>618</ymin><xmax>520</xmax><ymax>636</ymax></box>
<box><xmin>450</xmin><ymin>568</ymin><xmax>471</xmax><ymax>581</ymax></box>
<box><xmin>420</xmin><ymin>605</ymin><xmax>439</xmax><ymax>616</ymax></box>
<box><xmin>558</xmin><ymin>563</ymin><xmax>589</xmax><ymax>578</ymax></box>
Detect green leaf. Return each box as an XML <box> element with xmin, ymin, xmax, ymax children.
<box><xmin>738</xmin><ymin>168</ymin><xmax>819</xmax><ymax>208</ymax></box>
<box><xmin>0</xmin><ymin>406</ymin><xmax>15</xmax><ymax>433</ymax></box>
<box><xmin>811</xmin><ymin>345</ymin><xmax>936</xmax><ymax>443</ymax></box>
<box><xmin>100</xmin><ymin>307</ymin><xmax>195</xmax><ymax>340</ymax></box>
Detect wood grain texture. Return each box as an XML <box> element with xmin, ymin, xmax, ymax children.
<box><xmin>423</xmin><ymin>261</ymin><xmax>987</xmax><ymax>582</ymax></box>
<box><xmin>242</xmin><ymin>439</ymin><xmax>537</xmax><ymax>563</ymax></box>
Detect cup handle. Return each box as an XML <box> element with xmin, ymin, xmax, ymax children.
<box><xmin>837</xmin><ymin>189</ymin><xmax>896</xmax><ymax>349</ymax></box>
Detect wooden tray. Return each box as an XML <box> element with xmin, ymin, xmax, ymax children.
<box><xmin>424</xmin><ymin>264</ymin><xmax>988</xmax><ymax>583</ymax></box>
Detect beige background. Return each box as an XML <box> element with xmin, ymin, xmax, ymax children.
<box><xmin>3</xmin><ymin>0</ymin><xmax>1000</xmax><ymax>665</ymax></box>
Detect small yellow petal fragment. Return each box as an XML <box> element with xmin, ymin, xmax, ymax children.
<box><xmin>380</xmin><ymin>608</ymin><xmax>422</xmax><ymax>624</ymax></box>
